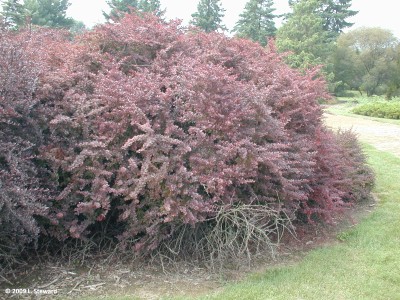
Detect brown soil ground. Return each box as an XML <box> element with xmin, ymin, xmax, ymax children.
<box><xmin>3</xmin><ymin>212</ymin><xmax>372</xmax><ymax>300</ymax></box>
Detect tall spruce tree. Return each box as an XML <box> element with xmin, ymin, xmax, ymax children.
<box><xmin>190</xmin><ymin>0</ymin><xmax>226</xmax><ymax>32</ymax></box>
<box><xmin>1</xmin><ymin>0</ymin><xmax>74</xmax><ymax>29</ymax></box>
<box><xmin>233</xmin><ymin>0</ymin><xmax>277</xmax><ymax>46</ymax></box>
<box><xmin>103</xmin><ymin>0</ymin><xmax>163</xmax><ymax>21</ymax></box>
<box><xmin>20</xmin><ymin>0</ymin><xmax>73</xmax><ymax>28</ymax></box>
<box><xmin>0</xmin><ymin>0</ymin><xmax>25</xmax><ymax>29</ymax></box>
<box><xmin>103</xmin><ymin>0</ymin><xmax>138</xmax><ymax>21</ymax></box>
<box><xmin>288</xmin><ymin>0</ymin><xmax>357</xmax><ymax>39</ymax></box>
<box><xmin>21</xmin><ymin>0</ymin><xmax>39</xmax><ymax>28</ymax></box>
<box><xmin>31</xmin><ymin>0</ymin><xmax>74</xmax><ymax>28</ymax></box>
<box><xmin>138</xmin><ymin>0</ymin><xmax>164</xmax><ymax>17</ymax></box>
<box><xmin>320</xmin><ymin>0</ymin><xmax>357</xmax><ymax>38</ymax></box>
<box><xmin>277</xmin><ymin>0</ymin><xmax>332</xmax><ymax>69</ymax></box>
<box><xmin>278</xmin><ymin>0</ymin><xmax>338</xmax><ymax>92</ymax></box>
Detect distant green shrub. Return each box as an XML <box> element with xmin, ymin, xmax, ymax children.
<box><xmin>353</xmin><ymin>102</ymin><xmax>400</xmax><ymax>119</ymax></box>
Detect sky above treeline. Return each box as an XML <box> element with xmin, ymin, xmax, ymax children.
<box><xmin>67</xmin><ymin>0</ymin><xmax>400</xmax><ymax>38</ymax></box>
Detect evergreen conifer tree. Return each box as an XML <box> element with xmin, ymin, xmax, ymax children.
<box><xmin>277</xmin><ymin>0</ymin><xmax>332</xmax><ymax>69</ymax></box>
<box><xmin>30</xmin><ymin>0</ymin><xmax>73</xmax><ymax>28</ymax></box>
<box><xmin>1</xmin><ymin>0</ymin><xmax>74</xmax><ymax>29</ymax></box>
<box><xmin>103</xmin><ymin>0</ymin><xmax>164</xmax><ymax>21</ymax></box>
<box><xmin>288</xmin><ymin>0</ymin><xmax>357</xmax><ymax>39</ymax></box>
<box><xmin>138</xmin><ymin>0</ymin><xmax>164</xmax><ymax>17</ymax></box>
<box><xmin>233</xmin><ymin>0</ymin><xmax>277</xmax><ymax>46</ymax></box>
<box><xmin>0</xmin><ymin>0</ymin><xmax>25</xmax><ymax>29</ymax></box>
<box><xmin>320</xmin><ymin>0</ymin><xmax>357</xmax><ymax>39</ymax></box>
<box><xmin>190</xmin><ymin>0</ymin><xmax>226</xmax><ymax>32</ymax></box>
<box><xmin>103</xmin><ymin>0</ymin><xmax>139</xmax><ymax>21</ymax></box>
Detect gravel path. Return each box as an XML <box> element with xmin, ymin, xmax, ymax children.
<box><xmin>323</xmin><ymin>113</ymin><xmax>400</xmax><ymax>158</ymax></box>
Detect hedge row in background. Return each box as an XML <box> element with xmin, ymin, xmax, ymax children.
<box><xmin>0</xmin><ymin>13</ymin><xmax>374</xmax><ymax>268</ymax></box>
<box><xmin>353</xmin><ymin>101</ymin><xmax>400</xmax><ymax>119</ymax></box>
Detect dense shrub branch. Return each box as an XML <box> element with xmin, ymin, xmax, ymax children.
<box><xmin>0</xmin><ymin>12</ymin><xmax>374</xmax><ymax>273</ymax></box>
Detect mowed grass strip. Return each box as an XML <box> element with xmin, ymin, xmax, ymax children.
<box><xmin>183</xmin><ymin>144</ymin><xmax>400</xmax><ymax>300</ymax></box>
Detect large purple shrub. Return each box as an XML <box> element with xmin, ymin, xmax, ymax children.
<box><xmin>0</xmin><ymin>13</ymin><xmax>374</xmax><ymax>259</ymax></box>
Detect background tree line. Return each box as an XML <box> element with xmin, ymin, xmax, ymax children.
<box><xmin>0</xmin><ymin>0</ymin><xmax>84</xmax><ymax>31</ymax></box>
<box><xmin>1</xmin><ymin>0</ymin><xmax>399</xmax><ymax>97</ymax></box>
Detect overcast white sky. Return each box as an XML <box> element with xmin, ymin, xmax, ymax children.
<box><xmin>67</xmin><ymin>0</ymin><xmax>400</xmax><ymax>38</ymax></box>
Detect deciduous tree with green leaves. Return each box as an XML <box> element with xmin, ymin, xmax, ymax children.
<box><xmin>386</xmin><ymin>43</ymin><xmax>400</xmax><ymax>99</ymax></box>
<box><xmin>190</xmin><ymin>0</ymin><xmax>226</xmax><ymax>32</ymax></box>
<box><xmin>233</xmin><ymin>0</ymin><xmax>277</xmax><ymax>46</ymax></box>
<box><xmin>333</xmin><ymin>27</ymin><xmax>399</xmax><ymax>96</ymax></box>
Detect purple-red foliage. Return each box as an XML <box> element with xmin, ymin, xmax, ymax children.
<box><xmin>3</xmin><ymin>13</ymin><xmax>373</xmax><ymax>253</ymax></box>
<box><xmin>0</xmin><ymin>31</ymin><xmax>49</xmax><ymax>262</ymax></box>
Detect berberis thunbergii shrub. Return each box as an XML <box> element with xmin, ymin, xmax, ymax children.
<box><xmin>0</xmin><ymin>30</ymin><xmax>51</xmax><ymax>270</ymax></box>
<box><xmin>0</xmin><ymin>12</ymin><xmax>374</xmax><ymax>265</ymax></box>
